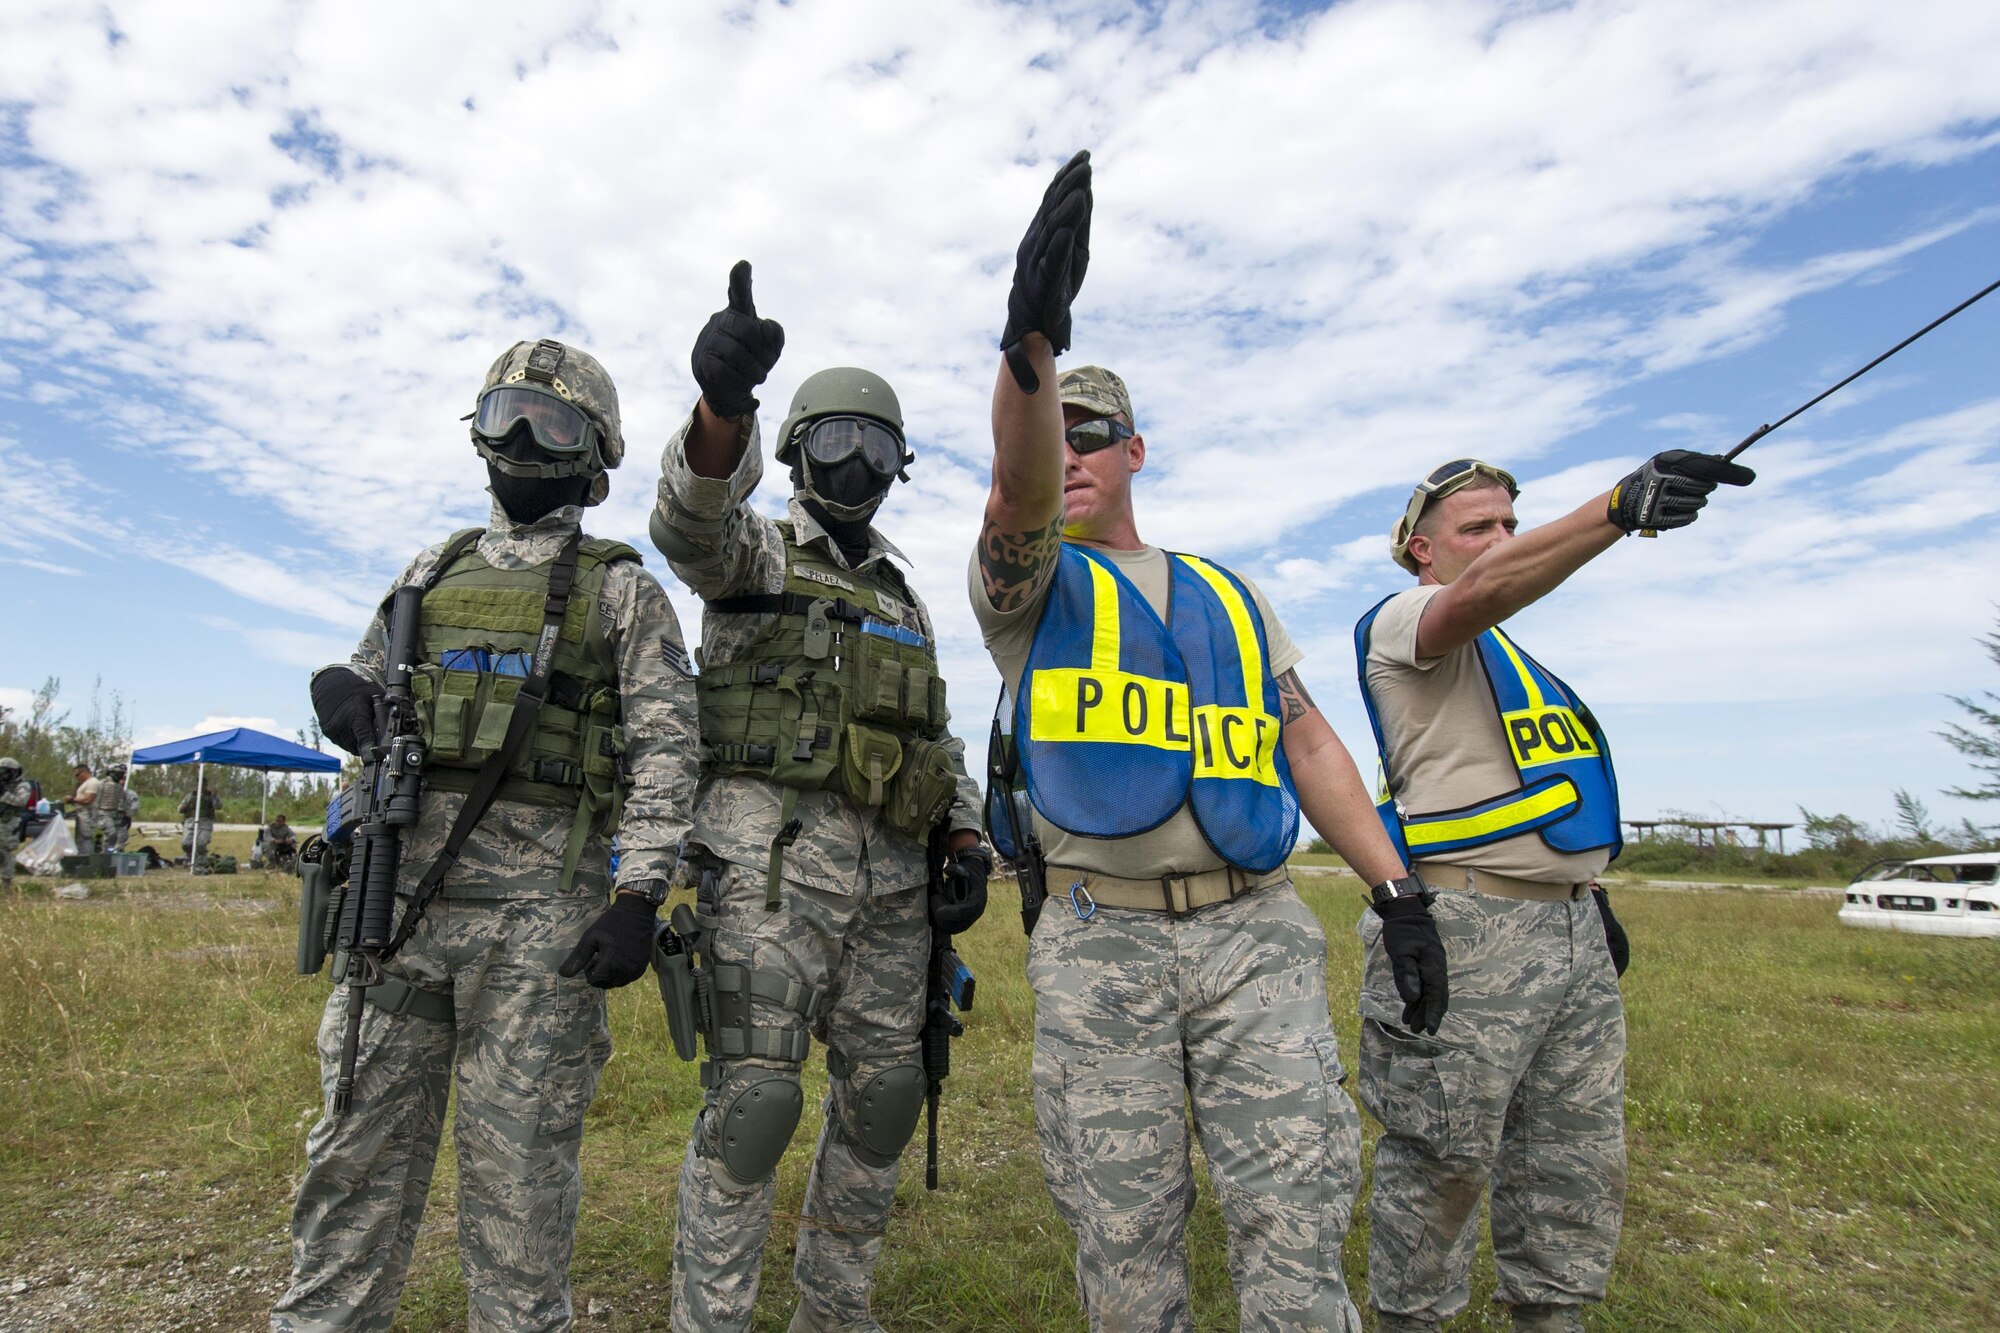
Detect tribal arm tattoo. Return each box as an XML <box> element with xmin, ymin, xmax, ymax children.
<box><xmin>978</xmin><ymin>513</ymin><xmax>1063</xmax><ymax>614</ymax></box>
<box><xmin>1276</xmin><ymin>669</ymin><xmax>1315</xmax><ymax>727</ymax></box>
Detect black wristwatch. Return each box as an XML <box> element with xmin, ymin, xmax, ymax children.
<box><xmin>1369</xmin><ymin>873</ymin><xmax>1434</xmax><ymax>908</ymax></box>
<box><xmin>616</xmin><ymin>877</ymin><xmax>669</xmax><ymax>907</ymax></box>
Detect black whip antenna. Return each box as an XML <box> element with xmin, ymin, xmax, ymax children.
<box><xmin>1722</xmin><ymin>276</ymin><xmax>2000</xmax><ymax>460</ymax></box>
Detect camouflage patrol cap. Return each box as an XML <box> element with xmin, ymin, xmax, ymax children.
<box><xmin>1057</xmin><ymin>365</ymin><xmax>1133</xmax><ymax>421</ymax></box>
<box><xmin>478</xmin><ymin>339</ymin><xmax>624</xmax><ymax>506</ymax></box>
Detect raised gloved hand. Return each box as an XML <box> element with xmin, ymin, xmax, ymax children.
<box><xmin>558</xmin><ymin>891</ymin><xmax>660</xmax><ymax>989</ymax></box>
<box><xmin>690</xmin><ymin>260</ymin><xmax>785</xmax><ymax>418</ymax></box>
<box><xmin>1592</xmin><ymin>884</ymin><xmax>1629</xmax><ymax>977</ymax></box>
<box><xmin>310</xmin><ymin>665</ymin><xmax>384</xmax><ymax>756</ymax></box>
<box><xmin>1374</xmin><ymin>893</ymin><xmax>1450</xmax><ymax>1036</ymax></box>
<box><xmin>1001</xmin><ymin>149</ymin><xmax>1093</xmax><ymax>393</ymax></box>
<box><xmin>1608</xmin><ymin>449</ymin><xmax>1756</xmax><ymax>533</ymax></box>
<box><xmin>930</xmin><ymin>844</ymin><xmax>992</xmax><ymax>935</ymax></box>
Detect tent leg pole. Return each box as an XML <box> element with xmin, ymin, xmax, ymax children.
<box><xmin>193</xmin><ymin>763</ymin><xmax>205</xmax><ymax>875</ymax></box>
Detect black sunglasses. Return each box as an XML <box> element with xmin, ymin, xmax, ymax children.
<box><xmin>1064</xmin><ymin>418</ymin><xmax>1134</xmax><ymax>455</ymax></box>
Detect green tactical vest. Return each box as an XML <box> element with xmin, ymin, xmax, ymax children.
<box><xmin>696</xmin><ymin>534</ymin><xmax>960</xmax><ymax>840</ymax></box>
<box><xmin>408</xmin><ymin>529</ymin><xmax>638</xmax><ymax>889</ymax></box>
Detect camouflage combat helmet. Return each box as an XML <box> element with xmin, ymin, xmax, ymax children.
<box><xmin>473</xmin><ymin>338</ymin><xmax>623</xmax><ymax>506</ymax></box>
<box><xmin>776</xmin><ymin>367</ymin><xmax>905</xmax><ymax>468</ymax></box>
<box><xmin>0</xmin><ymin>757</ymin><xmax>18</xmax><ymax>776</ymax></box>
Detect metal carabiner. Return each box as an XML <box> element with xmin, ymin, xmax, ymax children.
<box><xmin>1069</xmin><ymin>880</ymin><xmax>1097</xmax><ymax>922</ymax></box>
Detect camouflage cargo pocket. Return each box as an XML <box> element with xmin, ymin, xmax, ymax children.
<box><xmin>1308</xmin><ymin>1030</ymin><xmax>1361</xmax><ymax>1257</ymax></box>
<box><xmin>1358</xmin><ymin>1020</ymin><xmax>1476</xmax><ymax>1160</ymax></box>
<box><xmin>537</xmin><ymin>978</ymin><xmax>612</xmax><ymax>1138</ymax></box>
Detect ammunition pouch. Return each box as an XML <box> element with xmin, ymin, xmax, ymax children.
<box><xmin>694</xmin><ymin>536</ymin><xmax>952</xmax><ymax>839</ymax></box>
<box><xmin>404</xmin><ymin>532</ymin><xmax>635</xmax><ymax>894</ymax></box>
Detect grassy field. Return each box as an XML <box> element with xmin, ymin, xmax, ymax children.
<box><xmin>0</xmin><ymin>861</ymin><xmax>1994</xmax><ymax>1331</ymax></box>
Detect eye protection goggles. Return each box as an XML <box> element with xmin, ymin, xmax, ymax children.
<box><xmin>800</xmin><ymin>415</ymin><xmax>910</xmax><ymax>479</ymax></box>
<box><xmin>1390</xmin><ymin>459</ymin><xmax>1520</xmax><ymax>572</ymax></box>
<box><xmin>1063</xmin><ymin>416</ymin><xmax>1134</xmax><ymax>455</ymax></box>
<box><xmin>470</xmin><ymin>384</ymin><xmax>601</xmax><ymax>455</ymax></box>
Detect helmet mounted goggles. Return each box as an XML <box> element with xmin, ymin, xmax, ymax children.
<box><xmin>467</xmin><ymin>382</ymin><xmax>606</xmax><ymax>481</ymax></box>
<box><xmin>472</xmin><ymin>384</ymin><xmax>601</xmax><ymax>454</ymax></box>
<box><xmin>799</xmin><ymin>414</ymin><xmax>911</xmax><ymax>482</ymax></box>
<box><xmin>1389</xmin><ymin>458</ymin><xmax>1519</xmax><ymax>574</ymax></box>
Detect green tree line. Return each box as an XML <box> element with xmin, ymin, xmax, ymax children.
<box><xmin>0</xmin><ymin>677</ymin><xmax>337</xmax><ymax>825</ymax></box>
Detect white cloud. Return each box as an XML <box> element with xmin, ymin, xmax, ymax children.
<box><xmin>133</xmin><ymin>714</ymin><xmax>292</xmax><ymax>750</ymax></box>
<box><xmin>2</xmin><ymin>0</ymin><xmax>1998</xmax><ymax>826</ymax></box>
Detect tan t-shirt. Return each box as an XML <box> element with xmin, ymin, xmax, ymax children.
<box><xmin>969</xmin><ymin>542</ymin><xmax>1301</xmax><ymax>879</ymax></box>
<box><xmin>1363</xmin><ymin>586</ymin><xmax>1609</xmax><ymax>884</ymax></box>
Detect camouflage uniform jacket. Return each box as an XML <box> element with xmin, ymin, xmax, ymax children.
<box><xmin>348</xmin><ymin>496</ymin><xmax>701</xmax><ymax>898</ymax></box>
<box><xmin>654</xmin><ymin>411</ymin><xmax>981</xmax><ymax>894</ymax></box>
<box><xmin>0</xmin><ymin>776</ymin><xmax>31</xmax><ymax>818</ymax></box>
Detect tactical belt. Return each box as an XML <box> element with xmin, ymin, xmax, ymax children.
<box><xmin>1414</xmin><ymin>861</ymin><xmax>1588</xmax><ymax>902</ymax></box>
<box><xmin>1048</xmin><ymin>864</ymin><xmax>1288</xmax><ymax>916</ymax></box>
<box><xmin>365</xmin><ymin>975</ymin><xmax>454</xmax><ymax>1023</ymax></box>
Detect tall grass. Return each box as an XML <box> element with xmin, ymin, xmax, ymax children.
<box><xmin>0</xmin><ymin>868</ymin><xmax>1993</xmax><ymax>1329</ymax></box>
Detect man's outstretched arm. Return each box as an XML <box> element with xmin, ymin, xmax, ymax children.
<box><xmin>980</xmin><ymin>151</ymin><xmax>1092</xmax><ymax>615</ymax></box>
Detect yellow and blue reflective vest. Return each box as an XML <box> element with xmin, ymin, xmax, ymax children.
<box><xmin>1354</xmin><ymin>594</ymin><xmax>1622</xmax><ymax>862</ymax></box>
<box><xmin>1016</xmin><ymin>545</ymin><xmax>1299</xmax><ymax>873</ymax></box>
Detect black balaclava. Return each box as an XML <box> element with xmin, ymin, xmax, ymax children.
<box><xmin>794</xmin><ymin>456</ymin><xmax>886</xmax><ymax>566</ymax></box>
<box><xmin>487</xmin><ymin>425</ymin><xmax>593</xmax><ymax>523</ymax></box>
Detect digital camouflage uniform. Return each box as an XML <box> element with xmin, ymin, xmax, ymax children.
<box><xmin>971</xmin><ymin>530</ymin><xmax>1363</xmax><ymax>1333</ymax></box>
<box><xmin>0</xmin><ymin>771</ymin><xmax>32</xmax><ymax>889</ymax></box>
<box><xmin>271</xmin><ymin>497</ymin><xmax>701</xmax><ymax>1333</ymax></box>
<box><xmin>101</xmin><ymin>775</ymin><xmax>136</xmax><ymax>852</ymax></box>
<box><xmin>653</xmin><ymin>411</ymin><xmax>982</xmax><ymax>1333</ymax></box>
<box><xmin>180</xmin><ymin>787</ymin><xmax>218</xmax><ymax>858</ymax></box>
<box><xmin>1357</xmin><ymin>586</ymin><xmax>1625</xmax><ymax>1333</ymax></box>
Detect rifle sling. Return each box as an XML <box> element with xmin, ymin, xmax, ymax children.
<box><xmin>387</xmin><ymin>531</ymin><xmax>584</xmax><ymax>955</ymax></box>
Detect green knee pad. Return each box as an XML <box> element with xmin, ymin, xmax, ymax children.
<box><xmin>834</xmin><ymin>1063</ymin><xmax>926</xmax><ymax>1167</ymax></box>
<box><xmin>715</xmin><ymin>1075</ymin><xmax>805</xmax><ymax>1184</ymax></box>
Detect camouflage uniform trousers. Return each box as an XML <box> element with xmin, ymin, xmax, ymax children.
<box><xmin>271</xmin><ymin>892</ymin><xmax>611</xmax><ymax>1333</ymax></box>
<box><xmin>75</xmin><ymin>808</ymin><xmax>107</xmax><ymax>854</ymax></box>
<box><xmin>181</xmin><ymin>817</ymin><xmax>214</xmax><ymax>858</ymax></box>
<box><xmin>1357</xmin><ymin>888</ymin><xmax>1626</xmax><ymax>1330</ymax></box>
<box><xmin>672</xmin><ymin>858</ymin><xmax>929</xmax><ymax>1333</ymax></box>
<box><xmin>1028</xmin><ymin>879</ymin><xmax>1362</xmax><ymax>1333</ymax></box>
<box><xmin>0</xmin><ymin>822</ymin><xmax>19</xmax><ymax>889</ymax></box>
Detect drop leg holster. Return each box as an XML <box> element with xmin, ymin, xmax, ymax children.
<box><xmin>674</xmin><ymin>851</ymin><xmax>823</xmax><ymax>1086</ymax></box>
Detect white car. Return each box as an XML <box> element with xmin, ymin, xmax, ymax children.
<box><xmin>1839</xmin><ymin>852</ymin><xmax>2000</xmax><ymax>938</ymax></box>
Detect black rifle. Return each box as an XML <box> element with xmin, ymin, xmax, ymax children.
<box><xmin>922</xmin><ymin>826</ymin><xmax>977</xmax><ymax>1190</ymax></box>
<box><xmin>330</xmin><ymin>586</ymin><xmax>428</xmax><ymax>1115</ymax></box>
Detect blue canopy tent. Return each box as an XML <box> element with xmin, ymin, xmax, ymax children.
<box><xmin>130</xmin><ymin>727</ymin><xmax>342</xmax><ymax>832</ymax></box>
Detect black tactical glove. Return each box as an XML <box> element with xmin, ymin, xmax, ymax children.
<box><xmin>310</xmin><ymin>665</ymin><xmax>384</xmax><ymax>756</ymax></box>
<box><xmin>558</xmin><ymin>892</ymin><xmax>660</xmax><ymax>989</ymax></box>
<box><xmin>1374</xmin><ymin>894</ymin><xmax>1450</xmax><ymax>1036</ymax></box>
<box><xmin>1608</xmin><ymin>449</ymin><xmax>1756</xmax><ymax>533</ymax></box>
<box><xmin>1592</xmin><ymin>884</ymin><xmax>1629</xmax><ymax>977</ymax></box>
<box><xmin>930</xmin><ymin>844</ymin><xmax>992</xmax><ymax>935</ymax></box>
<box><xmin>1001</xmin><ymin>150</ymin><xmax>1093</xmax><ymax>393</ymax></box>
<box><xmin>690</xmin><ymin>260</ymin><xmax>785</xmax><ymax>418</ymax></box>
